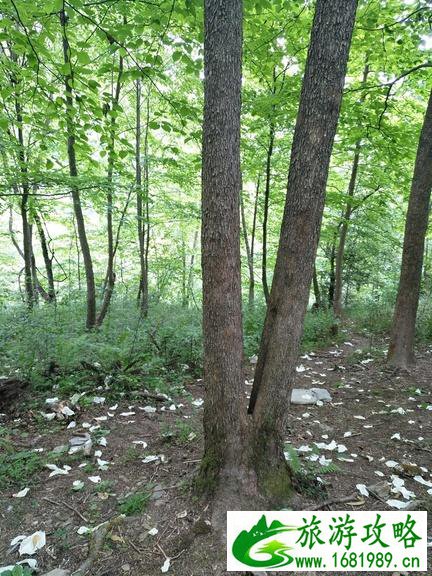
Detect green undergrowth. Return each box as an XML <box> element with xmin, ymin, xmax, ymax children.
<box><xmin>0</xmin><ymin>298</ymin><xmax>342</xmax><ymax>402</ymax></box>
<box><xmin>0</xmin><ymin>425</ymin><xmax>82</xmax><ymax>491</ymax></box>
<box><xmin>5</xmin><ymin>294</ymin><xmax>432</xmax><ymax>405</ymax></box>
<box><xmin>119</xmin><ymin>489</ymin><xmax>151</xmax><ymax>516</ymax></box>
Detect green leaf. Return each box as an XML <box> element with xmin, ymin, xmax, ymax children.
<box><xmin>76</xmin><ymin>52</ymin><xmax>91</xmax><ymax>65</ymax></box>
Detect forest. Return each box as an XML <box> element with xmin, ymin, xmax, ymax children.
<box><xmin>0</xmin><ymin>0</ymin><xmax>432</xmax><ymax>574</ymax></box>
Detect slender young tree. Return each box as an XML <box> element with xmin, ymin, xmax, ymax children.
<box><xmin>241</xmin><ymin>174</ymin><xmax>260</xmax><ymax>308</ymax></box>
<box><xmin>248</xmin><ymin>0</ymin><xmax>358</xmax><ymax>495</ymax></box>
<box><xmin>136</xmin><ymin>79</ymin><xmax>150</xmax><ymax>315</ymax></box>
<box><xmin>96</xmin><ymin>49</ymin><xmax>124</xmax><ymax>326</ymax></box>
<box><xmin>387</xmin><ymin>89</ymin><xmax>432</xmax><ymax>369</ymax></box>
<box><xmin>312</xmin><ymin>264</ymin><xmax>322</xmax><ymax>310</ymax></box>
<box><xmin>12</xmin><ymin>73</ymin><xmax>34</xmax><ymax>307</ymax></box>
<box><xmin>262</xmin><ymin>72</ymin><xmax>276</xmax><ymax>304</ymax></box>
<box><xmin>333</xmin><ymin>61</ymin><xmax>370</xmax><ymax>317</ymax></box>
<box><xmin>60</xmin><ymin>9</ymin><xmax>96</xmax><ymax>329</ymax></box>
<box><xmin>33</xmin><ymin>209</ymin><xmax>56</xmax><ymax>302</ymax></box>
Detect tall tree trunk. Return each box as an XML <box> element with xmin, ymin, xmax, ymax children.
<box><xmin>262</xmin><ymin>117</ymin><xmax>275</xmax><ymax>304</ymax></box>
<box><xmin>387</xmin><ymin>89</ymin><xmax>432</xmax><ymax>368</ymax></box>
<box><xmin>34</xmin><ymin>210</ymin><xmax>56</xmax><ymax>302</ymax></box>
<box><xmin>60</xmin><ymin>10</ymin><xmax>96</xmax><ymax>329</ymax></box>
<box><xmin>136</xmin><ymin>80</ymin><xmax>149</xmax><ymax>316</ymax></box>
<box><xmin>96</xmin><ymin>51</ymin><xmax>124</xmax><ymax>326</ymax></box>
<box><xmin>200</xmin><ymin>0</ymin><xmax>248</xmax><ymax>500</ymax></box>
<box><xmin>248</xmin><ymin>0</ymin><xmax>357</xmax><ymax>496</ymax></box>
<box><xmin>333</xmin><ymin>61</ymin><xmax>370</xmax><ymax>317</ymax></box>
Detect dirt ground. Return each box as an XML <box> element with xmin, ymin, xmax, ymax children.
<box><xmin>1</xmin><ymin>328</ymin><xmax>431</xmax><ymax>575</ymax></box>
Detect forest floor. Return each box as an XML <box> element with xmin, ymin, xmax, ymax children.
<box><xmin>1</xmin><ymin>327</ymin><xmax>432</xmax><ymax>575</ymax></box>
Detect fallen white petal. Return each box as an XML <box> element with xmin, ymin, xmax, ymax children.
<box><xmin>356</xmin><ymin>484</ymin><xmax>369</xmax><ymax>497</ymax></box>
<box><xmin>88</xmin><ymin>476</ymin><xmax>101</xmax><ymax>483</ymax></box>
<box><xmin>18</xmin><ymin>531</ymin><xmax>46</xmax><ymax>555</ymax></box>
<box><xmin>13</xmin><ymin>487</ymin><xmax>29</xmax><ymax>498</ymax></box>
<box><xmin>142</xmin><ymin>455</ymin><xmax>159</xmax><ymax>464</ymax></box>
<box><xmin>414</xmin><ymin>475</ymin><xmax>432</xmax><ymax>488</ymax></box>
<box><xmin>386</xmin><ymin>499</ymin><xmax>409</xmax><ymax>509</ymax></box>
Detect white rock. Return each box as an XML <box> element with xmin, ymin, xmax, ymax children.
<box><xmin>291</xmin><ymin>388</ymin><xmax>332</xmax><ymax>405</ymax></box>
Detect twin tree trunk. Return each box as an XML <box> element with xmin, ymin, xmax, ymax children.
<box><xmin>201</xmin><ymin>0</ymin><xmax>357</xmax><ymax>505</ymax></box>
<box><xmin>387</xmin><ymin>89</ymin><xmax>432</xmax><ymax>369</ymax></box>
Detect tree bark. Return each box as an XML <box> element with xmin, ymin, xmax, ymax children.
<box><xmin>248</xmin><ymin>0</ymin><xmax>357</xmax><ymax>496</ymax></box>
<box><xmin>387</xmin><ymin>89</ymin><xmax>432</xmax><ymax>368</ymax></box>
<box><xmin>60</xmin><ymin>10</ymin><xmax>96</xmax><ymax>329</ymax></box>
<box><xmin>200</xmin><ymin>0</ymin><xmax>250</xmax><ymax>500</ymax></box>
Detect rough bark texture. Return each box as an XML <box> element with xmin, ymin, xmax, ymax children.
<box><xmin>61</xmin><ymin>10</ymin><xmax>96</xmax><ymax>329</ymax></box>
<box><xmin>248</xmin><ymin>0</ymin><xmax>357</xmax><ymax>492</ymax></box>
<box><xmin>387</xmin><ymin>89</ymin><xmax>432</xmax><ymax>369</ymax></box>
<box><xmin>200</xmin><ymin>0</ymin><xmax>251</xmax><ymax>499</ymax></box>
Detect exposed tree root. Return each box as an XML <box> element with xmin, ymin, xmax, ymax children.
<box><xmin>71</xmin><ymin>515</ymin><xmax>125</xmax><ymax>576</ymax></box>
